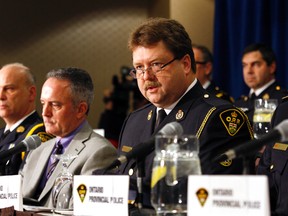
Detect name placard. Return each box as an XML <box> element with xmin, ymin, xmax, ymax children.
<box><xmin>0</xmin><ymin>175</ymin><xmax>22</xmax><ymax>211</ymax></box>
<box><xmin>73</xmin><ymin>175</ymin><xmax>129</xmax><ymax>216</ymax></box>
<box><xmin>188</xmin><ymin>175</ymin><xmax>270</xmax><ymax>216</ymax></box>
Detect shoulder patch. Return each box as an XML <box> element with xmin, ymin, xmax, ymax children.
<box><xmin>220</xmin><ymin>159</ymin><xmax>232</xmax><ymax>167</ymax></box>
<box><xmin>219</xmin><ymin>109</ymin><xmax>245</xmax><ymax>136</ymax></box>
<box><xmin>37</xmin><ymin>132</ymin><xmax>54</xmax><ymax>142</ymax></box>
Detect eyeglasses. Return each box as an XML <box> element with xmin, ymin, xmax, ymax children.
<box><xmin>195</xmin><ymin>61</ymin><xmax>207</xmax><ymax>65</ymax></box>
<box><xmin>129</xmin><ymin>58</ymin><xmax>177</xmax><ymax>79</ymax></box>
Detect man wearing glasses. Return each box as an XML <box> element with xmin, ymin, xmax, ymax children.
<box><xmin>193</xmin><ymin>44</ymin><xmax>234</xmax><ymax>103</ymax></box>
<box><xmin>117</xmin><ymin>18</ymin><xmax>254</xmax><ymax>208</ymax></box>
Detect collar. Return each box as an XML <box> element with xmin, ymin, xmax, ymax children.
<box><xmin>249</xmin><ymin>79</ymin><xmax>275</xmax><ymax>97</ymax></box>
<box><xmin>157</xmin><ymin>78</ymin><xmax>197</xmax><ymax>115</ymax></box>
<box><xmin>55</xmin><ymin>120</ymin><xmax>87</xmax><ymax>150</ymax></box>
<box><xmin>5</xmin><ymin>110</ymin><xmax>36</xmax><ymax>133</ymax></box>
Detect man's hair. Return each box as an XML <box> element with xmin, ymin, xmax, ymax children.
<box><xmin>1</xmin><ymin>62</ymin><xmax>35</xmax><ymax>86</ymax></box>
<box><xmin>46</xmin><ymin>67</ymin><xmax>94</xmax><ymax>114</ymax></box>
<box><xmin>242</xmin><ymin>43</ymin><xmax>276</xmax><ymax>66</ymax></box>
<box><xmin>128</xmin><ymin>17</ymin><xmax>196</xmax><ymax>73</ymax></box>
<box><xmin>192</xmin><ymin>44</ymin><xmax>213</xmax><ymax>63</ymax></box>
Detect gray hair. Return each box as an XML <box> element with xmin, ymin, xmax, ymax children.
<box><xmin>46</xmin><ymin>67</ymin><xmax>94</xmax><ymax>114</ymax></box>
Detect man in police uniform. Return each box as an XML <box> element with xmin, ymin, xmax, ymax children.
<box><xmin>193</xmin><ymin>44</ymin><xmax>234</xmax><ymax>103</ymax></box>
<box><xmin>257</xmin><ymin>96</ymin><xmax>288</xmax><ymax>215</ymax></box>
<box><xmin>117</xmin><ymin>18</ymin><xmax>254</xmax><ymax>207</ymax></box>
<box><xmin>234</xmin><ymin>43</ymin><xmax>288</xmax><ymax>123</ymax></box>
<box><xmin>0</xmin><ymin>63</ymin><xmax>52</xmax><ymax>175</ymax></box>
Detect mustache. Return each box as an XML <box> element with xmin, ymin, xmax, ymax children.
<box><xmin>144</xmin><ymin>81</ymin><xmax>161</xmax><ymax>90</ymax></box>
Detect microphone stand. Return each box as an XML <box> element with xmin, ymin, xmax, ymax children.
<box><xmin>136</xmin><ymin>159</ymin><xmax>144</xmax><ymax>209</ymax></box>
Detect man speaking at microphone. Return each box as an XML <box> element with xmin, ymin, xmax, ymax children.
<box><xmin>0</xmin><ymin>63</ymin><xmax>52</xmax><ymax>176</ymax></box>
<box><xmin>115</xmin><ymin>17</ymin><xmax>254</xmax><ymax>208</ymax></box>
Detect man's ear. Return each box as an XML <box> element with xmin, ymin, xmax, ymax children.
<box><xmin>205</xmin><ymin>62</ymin><xmax>213</xmax><ymax>76</ymax></box>
<box><xmin>181</xmin><ymin>54</ymin><xmax>192</xmax><ymax>74</ymax></box>
<box><xmin>77</xmin><ymin>102</ymin><xmax>88</xmax><ymax>118</ymax></box>
<box><xmin>29</xmin><ymin>85</ymin><xmax>37</xmax><ymax>102</ymax></box>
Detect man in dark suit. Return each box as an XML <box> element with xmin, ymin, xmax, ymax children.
<box><xmin>192</xmin><ymin>44</ymin><xmax>234</xmax><ymax>103</ymax></box>
<box><xmin>116</xmin><ymin>18</ymin><xmax>254</xmax><ymax>208</ymax></box>
<box><xmin>20</xmin><ymin>67</ymin><xmax>117</xmax><ymax>207</ymax></box>
<box><xmin>234</xmin><ymin>43</ymin><xmax>288</xmax><ymax>123</ymax></box>
<box><xmin>257</xmin><ymin>96</ymin><xmax>288</xmax><ymax>216</ymax></box>
<box><xmin>0</xmin><ymin>63</ymin><xmax>52</xmax><ymax>175</ymax></box>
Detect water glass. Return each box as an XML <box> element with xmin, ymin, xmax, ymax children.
<box><xmin>253</xmin><ymin>99</ymin><xmax>278</xmax><ymax>139</ymax></box>
<box><xmin>151</xmin><ymin>134</ymin><xmax>201</xmax><ymax>215</ymax></box>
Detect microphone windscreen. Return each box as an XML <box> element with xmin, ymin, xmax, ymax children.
<box><xmin>275</xmin><ymin>119</ymin><xmax>288</xmax><ymax>142</ymax></box>
<box><xmin>23</xmin><ymin>135</ymin><xmax>42</xmax><ymax>151</ymax></box>
<box><xmin>159</xmin><ymin>122</ymin><xmax>183</xmax><ymax>136</ymax></box>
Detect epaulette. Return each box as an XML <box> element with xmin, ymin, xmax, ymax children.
<box><xmin>202</xmin><ymin>93</ymin><xmax>230</xmax><ymax>107</ymax></box>
<box><xmin>239</xmin><ymin>95</ymin><xmax>249</xmax><ymax>101</ymax></box>
<box><xmin>281</xmin><ymin>95</ymin><xmax>288</xmax><ymax>103</ymax></box>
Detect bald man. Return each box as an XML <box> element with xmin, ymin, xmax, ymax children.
<box><xmin>0</xmin><ymin>63</ymin><xmax>52</xmax><ymax>175</ymax></box>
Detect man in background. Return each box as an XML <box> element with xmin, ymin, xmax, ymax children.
<box><xmin>0</xmin><ymin>63</ymin><xmax>52</xmax><ymax>175</ymax></box>
<box><xmin>20</xmin><ymin>67</ymin><xmax>117</xmax><ymax>207</ymax></box>
<box><xmin>234</xmin><ymin>43</ymin><xmax>288</xmax><ymax>122</ymax></box>
<box><xmin>234</xmin><ymin>44</ymin><xmax>288</xmax><ymax>169</ymax></box>
<box><xmin>192</xmin><ymin>44</ymin><xmax>234</xmax><ymax>102</ymax></box>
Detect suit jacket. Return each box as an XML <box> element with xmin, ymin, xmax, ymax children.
<box><xmin>117</xmin><ymin>81</ymin><xmax>253</xmax><ymax>206</ymax></box>
<box><xmin>20</xmin><ymin>121</ymin><xmax>117</xmax><ymax>207</ymax></box>
<box><xmin>234</xmin><ymin>82</ymin><xmax>288</xmax><ymax>123</ymax></box>
<box><xmin>0</xmin><ymin>111</ymin><xmax>52</xmax><ymax>175</ymax></box>
<box><xmin>257</xmin><ymin>98</ymin><xmax>288</xmax><ymax>216</ymax></box>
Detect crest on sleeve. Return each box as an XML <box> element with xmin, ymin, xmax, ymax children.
<box><xmin>37</xmin><ymin>132</ymin><xmax>54</xmax><ymax>142</ymax></box>
<box><xmin>219</xmin><ymin>109</ymin><xmax>245</xmax><ymax>136</ymax></box>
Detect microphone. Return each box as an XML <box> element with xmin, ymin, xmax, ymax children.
<box><xmin>214</xmin><ymin>119</ymin><xmax>288</xmax><ymax>162</ymax></box>
<box><xmin>0</xmin><ymin>135</ymin><xmax>41</xmax><ymax>162</ymax></box>
<box><xmin>106</xmin><ymin>121</ymin><xmax>183</xmax><ymax>170</ymax></box>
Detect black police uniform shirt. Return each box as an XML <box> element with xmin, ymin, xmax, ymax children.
<box><xmin>0</xmin><ymin>111</ymin><xmax>53</xmax><ymax>175</ymax></box>
<box><xmin>257</xmin><ymin>96</ymin><xmax>288</xmax><ymax>216</ymax></box>
<box><xmin>234</xmin><ymin>81</ymin><xmax>288</xmax><ymax>123</ymax></box>
<box><xmin>117</xmin><ymin>81</ymin><xmax>254</xmax><ymax>207</ymax></box>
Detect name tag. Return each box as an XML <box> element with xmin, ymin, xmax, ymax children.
<box><xmin>74</xmin><ymin>175</ymin><xmax>129</xmax><ymax>216</ymax></box>
<box><xmin>187</xmin><ymin>175</ymin><xmax>270</xmax><ymax>216</ymax></box>
<box><xmin>0</xmin><ymin>175</ymin><xmax>22</xmax><ymax>211</ymax></box>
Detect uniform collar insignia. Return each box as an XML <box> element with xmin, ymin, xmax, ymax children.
<box><xmin>175</xmin><ymin>109</ymin><xmax>184</xmax><ymax>120</ymax></box>
<box><xmin>147</xmin><ymin>110</ymin><xmax>153</xmax><ymax>120</ymax></box>
<box><xmin>16</xmin><ymin>126</ymin><xmax>25</xmax><ymax>133</ymax></box>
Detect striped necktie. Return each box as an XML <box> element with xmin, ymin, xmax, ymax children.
<box><xmin>46</xmin><ymin>141</ymin><xmax>63</xmax><ymax>179</ymax></box>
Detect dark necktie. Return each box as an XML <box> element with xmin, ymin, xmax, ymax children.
<box><xmin>46</xmin><ymin>141</ymin><xmax>63</xmax><ymax>179</ymax></box>
<box><xmin>155</xmin><ymin>109</ymin><xmax>167</xmax><ymax>130</ymax></box>
<box><xmin>250</xmin><ymin>93</ymin><xmax>256</xmax><ymax>100</ymax></box>
<box><xmin>0</xmin><ymin>130</ymin><xmax>10</xmax><ymax>142</ymax></box>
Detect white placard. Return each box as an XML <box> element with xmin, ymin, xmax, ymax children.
<box><xmin>188</xmin><ymin>175</ymin><xmax>270</xmax><ymax>216</ymax></box>
<box><xmin>0</xmin><ymin>175</ymin><xmax>22</xmax><ymax>211</ymax></box>
<box><xmin>74</xmin><ymin>175</ymin><xmax>129</xmax><ymax>216</ymax></box>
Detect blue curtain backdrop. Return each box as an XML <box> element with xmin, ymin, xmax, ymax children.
<box><xmin>213</xmin><ymin>0</ymin><xmax>288</xmax><ymax>99</ymax></box>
